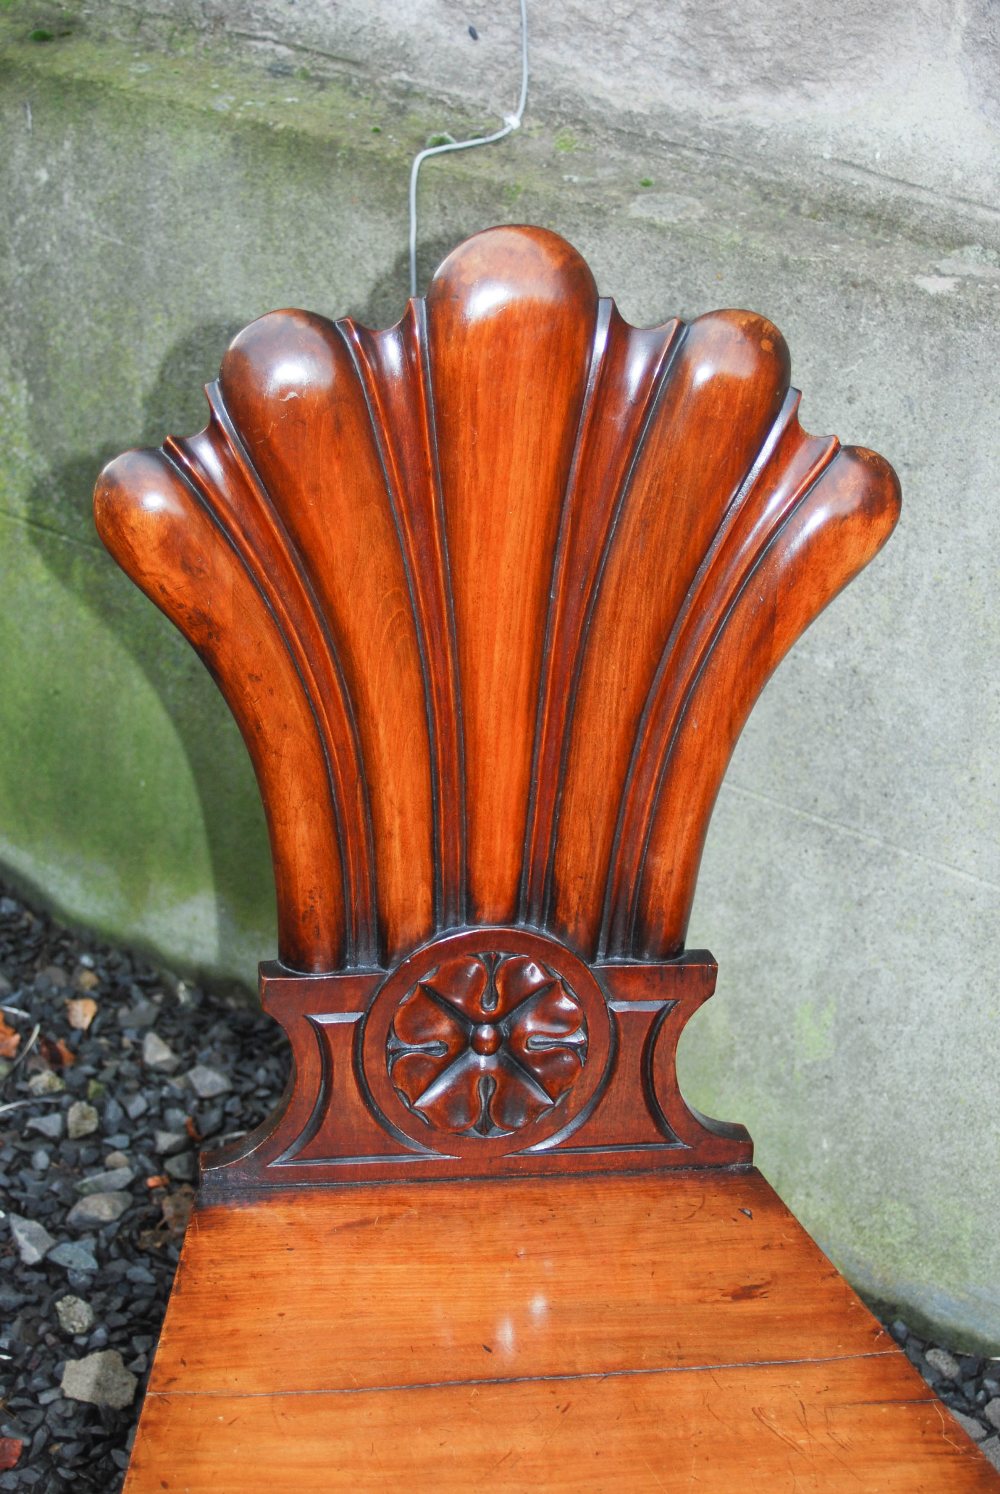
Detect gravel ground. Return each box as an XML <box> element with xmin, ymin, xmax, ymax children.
<box><xmin>0</xmin><ymin>885</ymin><xmax>286</xmax><ymax>1489</ymax></box>
<box><xmin>1</xmin><ymin>883</ymin><xmax>998</xmax><ymax>1488</ymax></box>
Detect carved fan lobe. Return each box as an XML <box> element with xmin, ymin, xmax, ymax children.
<box><xmin>94</xmin><ymin>225</ymin><xmax>901</xmax><ymax>978</ymax></box>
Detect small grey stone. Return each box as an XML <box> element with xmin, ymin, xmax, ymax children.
<box><xmin>66</xmin><ymin>1101</ymin><xmax>99</xmax><ymax>1140</ymax></box>
<box><xmin>30</xmin><ymin>1147</ymin><xmax>50</xmax><ymax>1172</ymax></box>
<box><xmin>75</xmin><ymin>1167</ymin><xmax>134</xmax><ymax>1196</ymax></box>
<box><xmin>37</xmin><ymin>963</ymin><xmax>69</xmax><ymax>988</ymax></box>
<box><xmin>196</xmin><ymin>1104</ymin><xmax>224</xmax><ymax>1137</ymax></box>
<box><xmin>66</xmin><ymin>1192</ymin><xmax>131</xmax><ymax>1228</ymax></box>
<box><xmin>27</xmin><ymin>1112</ymin><xmax>63</xmax><ymax>1139</ymax></box>
<box><xmin>60</xmin><ymin>1350</ymin><xmax>137</xmax><ymax>1409</ymax></box>
<box><xmin>164</xmin><ymin>1152</ymin><xmax>196</xmax><ymax>1181</ymax></box>
<box><xmin>8</xmin><ymin>1213</ymin><xmax>56</xmax><ymax>1265</ymax></box>
<box><xmin>119</xmin><ymin>999</ymin><xmax>158</xmax><ymax>1029</ymax></box>
<box><xmin>48</xmin><ymin>1240</ymin><xmax>98</xmax><ymax>1272</ymax></box>
<box><xmin>985</xmin><ymin>1398</ymin><xmax>1000</xmax><ymax>1431</ymax></box>
<box><xmin>27</xmin><ymin>1071</ymin><xmax>64</xmax><ymax>1096</ymax></box>
<box><xmin>949</xmin><ymin>1408</ymin><xmax>987</xmax><ymax>1442</ymax></box>
<box><xmin>982</xmin><ymin>1436</ymin><xmax>1000</xmax><ymax>1473</ymax></box>
<box><xmin>186</xmin><ymin>1064</ymin><xmax>231</xmax><ymax>1099</ymax></box>
<box><xmin>925</xmin><ymin>1347</ymin><xmax>962</xmax><ymax>1381</ymax></box>
<box><xmin>154</xmin><ymin>1130</ymin><xmax>188</xmax><ymax>1156</ymax></box>
<box><xmin>123</xmin><ymin>1093</ymin><xmax>148</xmax><ymax>1120</ymax></box>
<box><xmin>142</xmin><ymin>1031</ymin><xmax>178</xmax><ymax>1072</ymax></box>
<box><xmin>103</xmin><ymin>1150</ymin><xmax>130</xmax><ymax>1169</ymax></box>
<box><xmin>55</xmin><ymin>1295</ymin><xmax>95</xmax><ymax>1335</ymax></box>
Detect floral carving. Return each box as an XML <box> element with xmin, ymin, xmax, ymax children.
<box><xmin>387</xmin><ymin>952</ymin><xmax>589</xmax><ymax>1137</ymax></box>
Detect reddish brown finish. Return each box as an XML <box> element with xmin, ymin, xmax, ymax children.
<box><xmin>140</xmin><ymin>1172</ymin><xmax>895</xmax><ymax>1394</ymax></box>
<box><xmin>123</xmin><ymin>1172</ymin><xmax>998</xmax><ymax>1492</ymax></box>
<box><xmin>128</xmin><ymin>1365</ymin><xmax>996</xmax><ymax>1493</ymax></box>
<box><xmin>93</xmin><ymin>226</ymin><xmax>992</xmax><ymax>1491</ymax></box>
<box><xmin>203</xmin><ymin>937</ymin><xmax>746</xmax><ymax>1187</ymax></box>
<box><xmin>205</xmin><ymin>938</ymin><xmax>748</xmax><ymax>1186</ymax></box>
<box><xmin>94</xmin><ymin>225</ymin><xmax>900</xmax><ymax>977</ymax></box>
<box><xmin>94</xmin><ymin>224</ymin><xmax>900</xmax><ymax>1189</ymax></box>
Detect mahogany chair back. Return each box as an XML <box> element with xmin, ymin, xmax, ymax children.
<box><xmin>95</xmin><ymin>226</ymin><xmax>900</xmax><ymax>1189</ymax></box>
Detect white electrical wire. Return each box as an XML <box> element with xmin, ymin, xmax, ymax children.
<box><xmin>408</xmin><ymin>0</ymin><xmax>530</xmax><ymax>297</ymax></box>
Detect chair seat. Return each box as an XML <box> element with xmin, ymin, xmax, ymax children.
<box><xmin>124</xmin><ymin>1169</ymin><xmax>994</xmax><ymax>1491</ymax></box>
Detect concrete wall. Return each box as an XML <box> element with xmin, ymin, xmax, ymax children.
<box><xmin>1</xmin><ymin>1</ymin><xmax>997</xmax><ymax>1347</ymax></box>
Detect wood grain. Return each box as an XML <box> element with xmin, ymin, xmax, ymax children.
<box><xmin>125</xmin><ymin>1172</ymin><xmax>996</xmax><ymax>1492</ymax></box>
<box><xmin>220</xmin><ymin>309</ymin><xmax>437</xmax><ymax>964</ymax></box>
<box><xmin>93</xmin><ymin>227</ymin><xmax>930</xmax><ymax>1488</ymax></box>
<box><xmin>93</xmin><ymin>442</ymin><xmax>353</xmax><ymax>971</ymax></box>
<box><xmin>146</xmin><ymin>1172</ymin><xmax>887</xmax><ymax>1395</ymax></box>
<box><xmin>550</xmin><ymin>307</ymin><xmax>791</xmax><ymax>954</ymax></box>
<box><xmin>95</xmin><ymin>224</ymin><xmax>900</xmax><ymax>975</ymax></box>
<box><xmin>127</xmin><ymin>1361</ymin><xmax>996</xmax><ymax>1493</ymax></box>
<box><xmin>202</xmin><ymin>941</ymin><xmax>751</xmax><ymax>1186</ymax></box>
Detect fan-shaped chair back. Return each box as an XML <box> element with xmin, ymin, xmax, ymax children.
<box><xmin>95</xmin><ymin>226</ymin><xmax>899</xmax><ymax>1186</ymax></box>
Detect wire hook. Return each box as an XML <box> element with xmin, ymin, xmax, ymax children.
<box><xmin>408</xmin><ymin>0</ymin><xmax>530</xmax><ymax>297</ymax></box>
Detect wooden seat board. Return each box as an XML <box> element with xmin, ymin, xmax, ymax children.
<box><xmin>146</xmin><ymin>1171</ymin><xmax>887</xmax><ymax>1397</ymax></box>
<box><xmin>125</xmin><ymin>1171</ymin><xmax>996</xmax><ymax>1490</ymax></box>
<box><xmin>127</xmin><ymin>1361</ymin><xmax>994</xmax><ymax>1493</ymax></box>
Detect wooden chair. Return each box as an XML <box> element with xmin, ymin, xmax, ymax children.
<box><xmin>95</xmin><ymin>226</ymin><xmax>995</xmax><ymax>1490</ymax></box>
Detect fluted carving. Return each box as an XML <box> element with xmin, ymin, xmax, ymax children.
<box><xmin>95</xmin><ymin>226</ymin><xmax>900</xmax><ymax>976</ymax></box>
<box><xmin>95</xmin><ymin>226</ymin><xmax>899</xmax><ymax>1185</ymax></box>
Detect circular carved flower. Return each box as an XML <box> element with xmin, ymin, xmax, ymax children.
<box><xmin>387</xmin><ymin>953</ymin><xmax>589</xmax><ymax>1138</ymax></box>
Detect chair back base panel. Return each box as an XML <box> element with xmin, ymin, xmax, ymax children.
<box><xmin>204</xmin><ymin>932</ymin><xmax>751</xmax><ymax>1190</ymax></box>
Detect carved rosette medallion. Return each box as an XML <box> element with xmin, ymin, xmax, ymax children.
<box><xmin>360</xmin><ymin>928</ymin><xmax>613</xmax><ymax>1157</ymax></box>
<box><xmin>387</xmin><ymin>952</ymin><xmax>588</xmax><ymax>1138</ymax></box>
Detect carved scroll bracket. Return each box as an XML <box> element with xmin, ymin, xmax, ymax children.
<box><xmin>203</xmin><ymin>927</ymin><xmax>751</xmax><ymax>1190</ymax></box>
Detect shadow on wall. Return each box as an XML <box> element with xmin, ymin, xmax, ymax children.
<box><xmin>17</xmin><ymin>238</ymin><xmax>459</xmax><ymax>985</ymax></box>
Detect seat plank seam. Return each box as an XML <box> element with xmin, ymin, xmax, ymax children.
<box><xmin>145</xmin><ymin>1347</ymin><xmax>908</xmax><ymax>1401</ymax></box>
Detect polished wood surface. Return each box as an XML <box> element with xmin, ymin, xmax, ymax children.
<box><xmin>124</xmin><ymin>1171</ymin><xmax>995</xmax><ymax>1492</ymax></box>
<box><xmin>94</xmin><ymin>225</ymin><xmax>900</xmax><ymax>1189</ymax></box>
<box><xmin>92</xmin><ymin>228</ymin><xmax>938</xmax><ymax>1488</ymax></box>
<box><xmin>128</xmin><ymin>1364</ymin><xmax>992</xmax><ymax>1494</ymax></box>
<box><xmin>146</xmin><ymin>1172</ymin><xmax>887</xmax><ymax>1393</ymax></box>
<box><xmin>203</xmin><ymin>946</ymin><xmax>751</xmax><ymax>1187</ymax></box>
<box><xmin>94</xmin><ymin>225</ymin><xmax>900</xmax><ymax>976</ymax></box>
